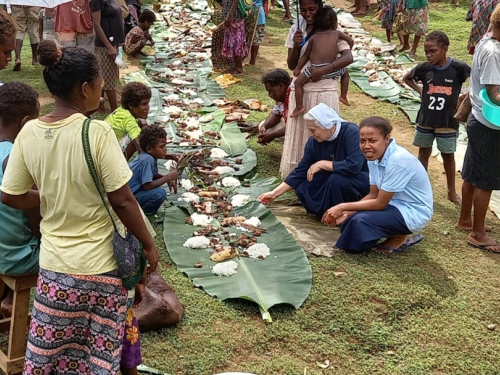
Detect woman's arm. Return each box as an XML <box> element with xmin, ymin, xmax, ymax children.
<box><xmin>107</xmin><ymin>184</ymin><xmax>159</xmax><ymax>271</ymax></box>
<box><xmin>322</xmin><ymin>187</ymin><xmax>393</xmax><ymax>225</ymax></box>
<box><xmin>333</xmin><ymin>185</ymin><xmax>379</xmax><ymax>224</ymax></box>
<box><xmin>224</xmin><ymin>0</ymin><xmax>239</xmax><ymax>27</ymax></box>
<box><xmin>287</xmin><ymin>28</ymin><xmax>304</xmax><ymax>70</ymax></box>
<box><xmin>258</xmin><ymin>182</ymin><xmax>292</xmax><ymax>205</ymax></box>
<box><xmin>1</xmin><ymin>190</ymin><xmax>40</xmax><ymax>210</ymax></box>
<box><xmin>486</xmin><ymin>84</ymin><xmax>500</xmax><ymax>104</ymax></box>
<box><xmin>92</xmin><ymin>10</ymin><xmax>117</xmax><ymax>59</ymax></box>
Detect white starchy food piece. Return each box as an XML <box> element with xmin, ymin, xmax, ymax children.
<box><xmin>212</xmin><ymin>260</ymin><xmax>238</xmax><ymax>276</ymax></box>
<box><xmin>173</xmin><ymin>69</ymin><xmax>186</xmax><ymax>75</ymax></box>
<box><xmin>214</xmin><ymin>166</ymin><xmax>235</xmax><ymax>175</ymax></box>
<box><xmin>163</xmin><ymin>105</ymin><xmax>183</xmax><ymax>116</ymax></box>
<box><xmin>192</xmin><ymin>98</ymin><xmax>204</xmax><ymax>104</ymax></box>
<box><xmin>180</xmin><ymin>179</ymin><xmax>194</xmax><ymax>190</ymax></box>
<box><xmin>231</xmin><ymin>194</ymin><xmax>250</xmax><ymax>207</ymax></box>
<box><xmin>172</xmin><ymin>59</ymin><xmax>183</xmax><ymax>65</ymax></box>
<box><xmin>243</xmin><ymin>216</ymin><xmax>261</xmax><ymax>227</ymax></box>
<box><xmin>221</xmin><ymin>177</ymin><xmax>241</xmax><ymax>187</ymax></box>
<box><xmin>166</xmin><ymin>93</ymin><xmax>180</xmax><ymax>101</ymax></box>
<box><xmin>186</xmin><ymin>129</ymin><xmax>203</xmax><ymax>140</ymax></box>
<box><xmin>190</xmin><ymin>213</ymin><xmax>214</xmax><ymax>227</ymax></box>
<box><xmin>210</xmin><ymin>148</ymin><xmax>228</xmax><ymax>158</ymax></box>
<box><xmin>185</xmin><ymin>117</ymin><xmax>200</xmax><ymax>128</ymax></box>
<box><xmin>172</xmin><ymin>78</ymin><xmax>193</xmax><ymax>85</ymax></box>
<box><xmin>183</xmin><ymin>235</ymin><xmax>210</xmax><ymax>249</ymax></box>
<box><xmin>179</xmin><ymin>142</ymin><xmax>190</xmax><ymax>146</ymax></box>
<box><xmin>180</xmin><ymin>89</ymin><xmax>197</xmax><ymax>96</ymax></box>
<box><xmin>369</xmin><ymin>81</ymin><xmax>384</xmax><ymax>87</ymax></box>
<box><xmin>164</xmin><ymin>160</ymin><xmax>177</xmax><ymax>171</ymax></box>
<box><xmin>199</xmin><ymin>114</ymin><xmax>214</xmax><ymax>123</ymax></box>
<box><xmin>178</xmin><ymin>192</ymin><xmax>200</xmax><ymax>203</ymax></box>
<box><xmin>246</xmin><ymin>243</ymin><xmax>271</xmax><ymax>259</ymax></box>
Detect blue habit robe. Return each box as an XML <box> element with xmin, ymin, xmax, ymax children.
<box><xmin>284</xmin><ymin>122</ymin><xmax>370</xmax><ymax>217</ymax></box>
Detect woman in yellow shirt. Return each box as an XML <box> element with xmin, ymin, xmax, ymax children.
<box><xmin>0</xmin><ymin>40</ymin><xmax>159</xmax><ymax>375</ymax></box>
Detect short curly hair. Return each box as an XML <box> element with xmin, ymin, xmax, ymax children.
<box><xmin>139</xmin><ymin>9</ymin><xmax>156</xmax><ymax>24</ymax></box>
<box><xmin>121</xmin><ymin>82</ymin><xmax>152</xmax><ymax>110</ymax></box>
<box><xmin>425</xmin><ymin>31</ymin><xmax>449</xmax><ymax>47</ymax></box>
<box><xmin>261</xmin><ymin>69</ymin><xmax>291</xmax><ymax>87</ymax></box>
<box><xmin>0</xmin><ymin>8</ymin><xmax>16</xmax><ymax>45</ymax></box>
<box><xmin>314</xmin><ymin>6</ymin><xmax>337</xmax><ymax>31</ymax></box>
<box><xmin>139</xmin><ymin>125</ymin><xmax>167</xmax><ymax>151</ymax></box>
<box><xmin>0</xmin><ymin>82</ymin><xmax>39</xmax><ymax>124</ymax></box>
<box><xmin>490</xmin><ymin>3</ymin><xmax>500</xmax><ymax>28</ymax></box>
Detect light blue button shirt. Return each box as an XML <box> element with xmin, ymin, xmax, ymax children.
<box><xmin>253</xmin><ymin>0</ymin><xmax>266</xmax><ymax>25</ymax></box>
<box><xmin>368</xmin><ymin>139</ymin><xmax>433</xmax><ymax>232</ymax></box>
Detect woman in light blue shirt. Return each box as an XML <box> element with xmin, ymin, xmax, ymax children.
<box><xmin>322</xmin><ymin>116</ymin><xmax>433</xmax><ymax>253</ymax></box>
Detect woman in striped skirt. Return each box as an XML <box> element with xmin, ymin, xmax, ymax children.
<box><xmin>0</xmin><ymin>40</ymin><xmax>159</xmax><ymax>374</ymax></box>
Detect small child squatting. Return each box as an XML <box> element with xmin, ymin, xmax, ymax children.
<box><xmin>403</xmin><ymin>31</ymin><xmax>470</xmax><ymax>205</ymax></box>
<box><xmin>291</xmin><ymin>7</ymin><xmax>354</xmax><ymax>118</ymax></box>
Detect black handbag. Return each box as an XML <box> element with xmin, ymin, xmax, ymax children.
<box><xmin>81</xmin><ymin>118</ymin><xmax>145</xmax><ymax>290</ymax></box>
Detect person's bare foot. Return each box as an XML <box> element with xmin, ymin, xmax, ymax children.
<box><xmin>352</xmin><ymin>11</ymin><xmax>366</xmax><ymax>16</ymax></box>
<box><xmin>281</xmin><ymin>16</ymin><xmax>292</xmax><ymax>22</ymax></box>
<box><xmin>468</xmin><ymin>233</ymin><xmax>500</xmax><ymax>253</ymax></box>
<box><xmin>374</xmin><ymin>234</ymin><xmax>408</xmax><ymax>253</ymax></box>
<box><xmin>246</xmin><ymin>60</ymin><xmax>256</xmax><ymax>66</ymax></box>
<box><xmin>290</xmin><ymin>106</ymin><xmax>306</xmax><ymax>118</ymax></box>
<box><xmin>339</xmin><ymin>96</ymin><xmax>350</xmax><ymax>106</ymax></box>
<box><xmin>13</xmin><ymin>60</ymin><xmax>21</xmax><ymax>71</ymax></box>
<box><xmin>228</xmin><ymin>68</ymin><xmax>244</xmax><ymax>76</ymax></box>
<box><xmin>32</xmin><ymin>59</ymin><xmax>39</xmax><ymax>66</ymax></box>
<box><xmin>408</xmin><ymin>48</ymin><xmax>417</xmax><ymax>58</ymax></box>
<box><xmin>448</xmin><ymin>192</ymin><xmax>462</xmax><ymax>204</ymax></box>
<box><xmin>455</xmin><ymin>222</ymin><xmax>492</xmax><ymax>232</ymax></box>
<box><xmin>398</xmin><ymin>45</ymin><xmax>411</xmax><ymax>52</ymax></box>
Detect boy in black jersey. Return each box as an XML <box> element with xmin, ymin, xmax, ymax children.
<box><xmin>404</xmin><ymin>31</ymin><xmax>470</xmax><ymax>204</ymax></box>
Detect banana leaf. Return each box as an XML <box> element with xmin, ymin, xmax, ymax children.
<box><xmin>233</xmin><ymin>176</ymin><xmax>279</xmax><ymax>199</ymax></box>
<box><xmin>162</xmin><ymin>201</ymin><xmax>313</xmax><ymax>321</ymax></box>
<box><xmin>349</xmin><ymin>70</ymin><xmax>401</xmax><ymax>101</ymax></box>
<box><xmin>228</xmin><ymin>148</ymin><xmax>256</xmax><ymax>176</ymax></box>
<box><xmin>216</xmin><ymin>121</ymin><xmax>248</xmax><ymax>156</ymax></box>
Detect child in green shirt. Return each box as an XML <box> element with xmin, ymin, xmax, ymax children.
<box><xmin>105</xmin><ymin>81</ymin><xmax>152</xmax><ymax>160</ymax></box>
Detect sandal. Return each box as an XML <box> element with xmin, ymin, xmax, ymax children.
<box><xmin>467</xmin><ymin>240</ymin><xmax>500</xmax><ymax>253</ymax></box>
<box><xmin>375</xmin><ymin>234</ymin><xmax>423</xmax><ymax>254</ymax></box>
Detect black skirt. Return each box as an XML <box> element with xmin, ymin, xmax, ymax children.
<box><xmin>462</xmin><ymin>113</ymin><xmax>500</xmax><ymax>190</ymax></box>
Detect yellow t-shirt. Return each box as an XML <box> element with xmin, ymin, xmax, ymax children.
<box><xmin>105</xmin><ymin>107</ymin><xmax>142</xmax><ymax>141</ymax></box>
<box><xmin>1</xmin><ymin>113</ymin><xmax>134</xmax><ymax>275</ymax></box>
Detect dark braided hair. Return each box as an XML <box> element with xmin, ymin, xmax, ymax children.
<box><xmin>121</xmin><ymin>82</ymin><xmax>152</xmax><ymax>110</ymax></box>
<box><xmin>0</xmin><ymin>8</ymin><xmax>16</xmax><ymax>45</ymax></box>
<box><xmin>38</xmin><ymin>40</ymin><xmax>101</xmax><ymax>100</ymax></box>
<box><xmin>139</xmin><ymin>125</ymin><xmax>167</xmax><ymax>151</ymax></box>
<box><xmin>139</xmin><ymin>9</ymin><xmax>156</xmax><ymax>23</ymax></box>
<box><xmin>425</xmin><ymin>31</ymin><xmax>449</xmax><ymax>47</ymax></box>
<box><xmin>359</xmin><ymin>117</ymin><xmax>393</xmax><ymax>137</ymax></box>
<box><xmin>0</xmin><ymin>82</ymin><xmax>39</xmax><ymax>124</ymax></box>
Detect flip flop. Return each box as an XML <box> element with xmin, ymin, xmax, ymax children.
<box><xmin>137</xmin><ymin>364</ymin><xmax>170</xmax><ymax>375</ymax></box>
<box><xmin>375</xmin><ymin>234</ymin><xmax>424</xmax><ymax>254</ymax></box>
<box><xmin>467</xmin><ymin>240</ymin><xmax>500</xmax><ymax>253</ymax></box>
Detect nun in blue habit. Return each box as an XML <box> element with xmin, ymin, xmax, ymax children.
<box><xmin>258</xmin><ymin>103</ymin><xmax>370</xmax><ymax>218</ymax></box>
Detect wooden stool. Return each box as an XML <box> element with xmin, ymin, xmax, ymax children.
<box><xmin>0</xmin><ymin>274</ymin><xmax>38</xmax><ymax>375</ymax></box>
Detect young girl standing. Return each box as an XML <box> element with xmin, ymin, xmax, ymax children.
<box><xmin>222</xmin><ymin>0</ymin><xmax>248</xmax><ymax>76</ymax></box>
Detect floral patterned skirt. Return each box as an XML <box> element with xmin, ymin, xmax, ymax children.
<box><xmin>23</xmin><ymin>268</ymin><xmax>127</xmax><ymax>375</ymax></box>
<box><xmin>222</xmin><ymin>19</ymin><xmax>248</xmax><ymax>58</ymax></box>
<box><xmin>403</xmin><ymin>6</ymin><xmax>429</xmax><ymax>36</ymax></box>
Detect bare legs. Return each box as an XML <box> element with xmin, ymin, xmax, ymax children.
<box><xmin>399</xmin><ymin>34</ymin><xmax>421</xmax><ymax>57</ymax></box>
<box><xmin>290</xmin><ymin>72</ymin><xmax>307</xmax><ymax>118</ymax></box>
<box><xmin>339</xmin><ymin>70</ymin><xmax>350</xmax><ymax>106</ymax></box>
<box><xmin>105</xmin><ymin>90</ymin><xmax>118</xmax><ymax>112</ymax></box>
<box><xmin>282</xmin><ymin>0</ymin><xmax>292</xmax><ymax>21</ymax></box>
<box><xmin>249</xmin><ymin>45</ymin><xmax>259</xmax><ymax>66</ymax></box>
<box><xmin>13</xmin><ymin>40</ymin><xmax>38</xmax><ymax>71</ymax></box>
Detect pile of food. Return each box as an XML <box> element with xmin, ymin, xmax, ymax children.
<box><xmin>179</xmin><ymin>179</ymin><xmax>271</xmax><ymax>276</ymax></box>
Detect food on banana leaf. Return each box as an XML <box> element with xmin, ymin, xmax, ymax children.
<box><xmin>239</xmin><ymin>224</ymin><xmax>267</xmax><ymax>236</ymax></box>
<box><xmin>199</xmin><ymin>114</ymin><xmax>214</xmax><ymax>123</ymax></box>
<box><xmin>180</xmin><ymin>179</ymin><xmax>194</xmax><ymax>190</ymax></box>
<box><xmin>210</xmin><ymin>246</ymin><xmax>237</xmax><ymax>262</ymax></box>
<box><xmin>198</xmin><ymin>188</ymin><xmax>227</xmax><ymax>198</ymax></box>
<box><xmin>187</xmin><ymin>213</ymin><xmax>213</xmax><ymax>227</ymax></box>
<box><xmin>163</xmin><ymin>105</ymin><xmax>183</xmax><ymax>118</ymax></box>
<box><xmin>193</xmin><ymin>226</ymin><xmax>218</xmax><ymax>237</ymax></box>
<box><xmin>213</xmin><ymin>166</ymin><xmax>235</xmax><ymax>175</ymax></box>
<box><xmin>221</xmin><ymin>177</ymin><xmax>241</xmax><ymax>187</ymax></box>
<box><xmin>244</xmin><ymin>243</ymin><xmax>271</xmax><ymax>259</ymax></box>
<box><xmin>232</xmin><ymin>233</ymin><xmax>257</xmax><ymax>248</ymax></box>
<box><xmin>231</xmin><ymin>194</ymin><xmax>250</xmax><ymax>208</ymax></box>
<box><xmin>164</xmin><ymin>160</ymin><xmax>177</xmax><ymax>170</ymax></box>
<box><xmin>243</xmin><ymin>216</ymin><xmax>261</xmax><ymax>227</ymax></box>
<box><xmin>210</xmin><ymin>148</ymin><xmax>228</xmax><ymax>158</ymax></box>
<box><xmin>183</xmin><ymin>235</ymin><xmax>210</xmax><ymax>249</ymax></box>
<box><xmin>221</xmin><ymin>216</ymin><xmax>247</xmax><ymax>227</ymax></box>
<box><xmin>211</xmin><ymin>260</ymin><xmax>238</xmax><ymax>276</ymax></box>
<box><xmin>178</xmin><ymin>192</ymin><xmax>200</xmax><ymax>203</ymax></box>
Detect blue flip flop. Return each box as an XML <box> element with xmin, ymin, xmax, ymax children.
<box><xmin>375</xmin><ymin>234</ymin><xmax>424</xmax><ymax>254</ymax></box>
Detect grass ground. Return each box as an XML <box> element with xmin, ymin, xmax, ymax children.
<box><xmin>3</xmin><ymin>2</ymin><xmax>500</xmax><ymax>374</ymax></box>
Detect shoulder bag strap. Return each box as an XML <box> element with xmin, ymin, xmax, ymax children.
<box><xmin>81</xmin><ymin>118</ymin><xmax>118</xmax><ymax>232</ymax></box>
